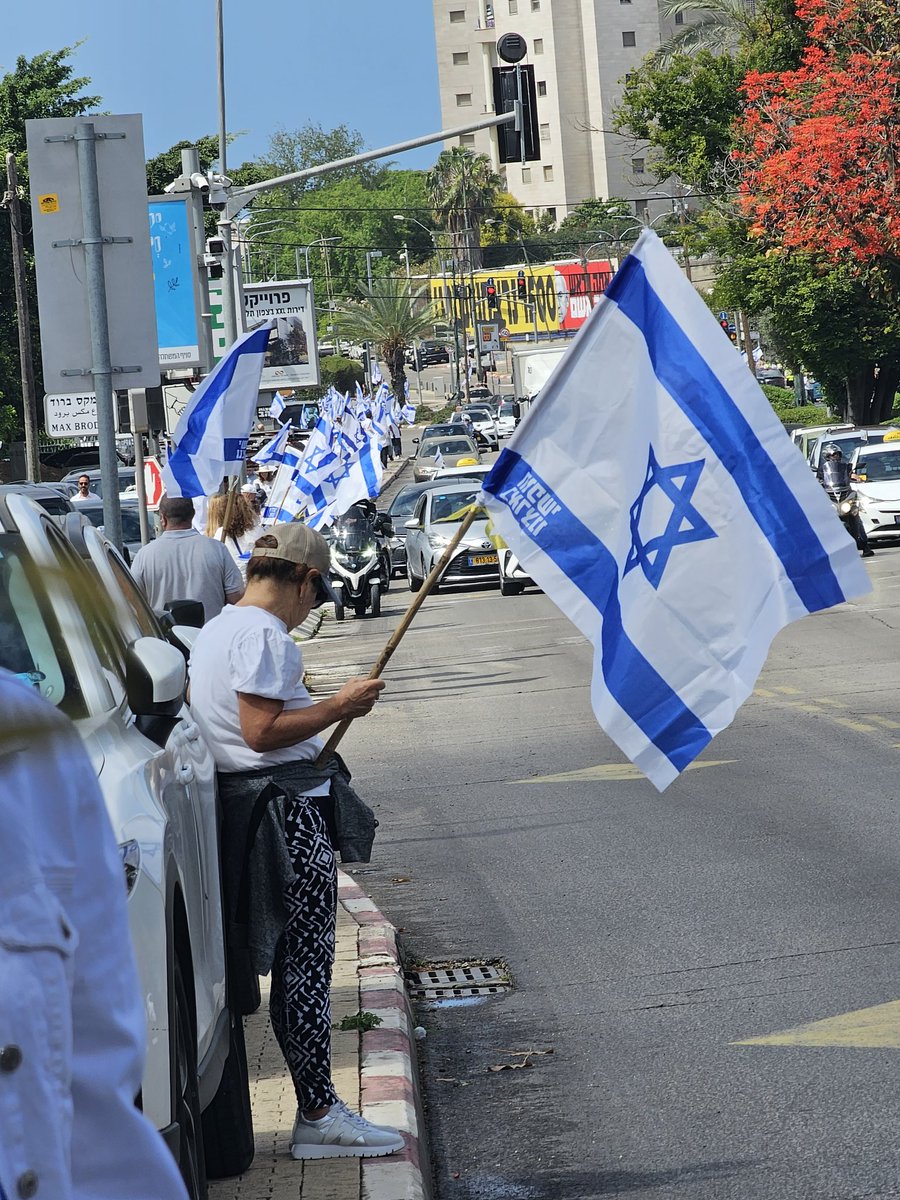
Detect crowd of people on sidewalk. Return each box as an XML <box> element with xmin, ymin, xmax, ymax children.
<box><xmin>3</xmin><ymin>463</ymin><xmax>409</xmax><ymax>1197</ymax></box>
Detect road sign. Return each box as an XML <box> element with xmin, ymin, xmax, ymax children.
<box><xmin>148</xmin><ymin>196</ymin><xmax>203</xmax><ymax>370</ymax></box>
<box><xmin>25</xmin><ymin>115</ymin><xmax>160</xmax><ymax>393</ymax></box>
<box><xmin>718</xmin><ymin>310</ymin><xmax>729</xmax><ymax>321</ymax></box>
<box><xmin>44</xmin><ymin>391</ymin><xmax>121</xmax><ymax>438</ymax></box>
<box><xmin>477</xmin><ymin>320</ymin><xmax>502</xmax><ymax>352</ymax></box>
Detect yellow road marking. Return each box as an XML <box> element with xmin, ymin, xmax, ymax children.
<box><xmin>774</xmin><ymin>685</ymin><xmax>802</xmax><ymax>695</ymax></box>
<box><xmin>832</xmin><ymin>716</ymin><xmax>881</xmax><ymax>734</ymax></box>
<box><xmin>753</xmin><ymin>688</ymin><xmax>776</xmax><ymax>698</ymax></box>
<box><xmin>815</xmin><ymin>698</ymin><xmax>845</xmax><ymax>708</ymax></box>
<box><xmin>515</xmin><ymin>760</ymin><xmax>735</xmax><ymax>784</ymax></box>
<box><xmin>733</xmin><ymin>1000</ymin><xmax>900</xmax><ymax>1049</ymax></box>
<box><xmin>868</xmin><ymin>715</ymin><xmax>900</xmax><ymax>730</ymax></box>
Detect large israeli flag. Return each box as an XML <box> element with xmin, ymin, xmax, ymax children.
<box><xmin>480</xmin><ymin>231</ymin><xmax>870</xmax><ymax>790</ymax></box>
<box><xmin>162</xmin><ymin>322</ymin><xmax>274</xmax><ymax>497</ymax></box>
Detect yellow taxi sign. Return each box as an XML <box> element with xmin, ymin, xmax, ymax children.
<box><xmin>883</xmin><ymin>429</ymin><xmax>900</xmax><ymax>441</ymax></box>
<box><xmin>37</xmin><ymin>193</ymin><xmax>60</xmax><ymax>214</ymax></box>
<box><xmin>456</xmin><ymin>457</ymin><xmax>479</xmax><ymax>466</ymax></box>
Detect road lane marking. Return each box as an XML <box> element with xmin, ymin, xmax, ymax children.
<box><xmin>733</xmin><ymin>1000</ymin><xmax>900</xmax><ymax>1048</ymax></box>
<box><xmin>868</xmin><ymin>715</ymin><xmax>900</xmax><ymax>730</ymax></box>
<box><xmin>774</xmin><ymin>685</ymin><xmax>802</xmax><ymax>695</ymax></box>
<box><xmin>514</xmin><ymin>760</ymin><xmax>735</xmax><ymax>784</ymax></box>
<box><xmin>832</xmin><ymin>716</ymin><xmax>881</xmax><ymax>733</ymax></box>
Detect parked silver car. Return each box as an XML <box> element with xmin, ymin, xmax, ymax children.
<box><xmin>0</xmin><ymin>493</ymin><xmax>253</xmax><ymax>1197</ymax></box>
<box><xmin>404</xmin><ymin>483</ymin><xmax>499</xmax><ymax>590</ymax></box>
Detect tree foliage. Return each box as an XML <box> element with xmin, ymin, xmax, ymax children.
<box><xmin>259</xmin><ymin>122</ymin><xmax>387</xmax><ymax>201</ymax></box>
<box><xmin>334</xmin><ymin>278</ymin><xmax>437</xmax><ymax>401</ymax></box>
<box><xmin>426</xmin><ymin>147</ymin><xmax>502</xmax><ymax>271</ymax></box>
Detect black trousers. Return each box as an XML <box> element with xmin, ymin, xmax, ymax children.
<box><xmin>268</xmin><ymin>797</ymin><xmax>338</xmax><ymax>1111</ymax></box>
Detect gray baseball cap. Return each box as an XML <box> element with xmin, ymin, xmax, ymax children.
<box><xmin>250</xmin><ymin>523</ymin><xmax>339</xmax><ymax>607</ymax></box>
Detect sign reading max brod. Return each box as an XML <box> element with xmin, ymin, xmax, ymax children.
<box><xmin>243</xmin><ymin>280</ymin><xmax>320</xmax><ymax>390</ymax></box>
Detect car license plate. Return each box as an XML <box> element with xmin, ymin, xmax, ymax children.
<box><xmin>469</xmin><ymin>553</ymin><xmax>497</xmax><ymax>567</ymax></box>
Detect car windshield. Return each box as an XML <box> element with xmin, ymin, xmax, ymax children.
<box><xmin>389</xmin><ymin>487</ymin><xmax>430</xmax><ymax>519</ymax></box>
<box><xmin>465</xmin><ymin>408</ymin><xmax>493</xmax><ymax>420</ymax></box>
<box><xmin>431</xmin><ymin>490</ymin><xmax>483</xmax><ymax>523</ymax></box>
<box><xmin>856</xmin><ymin>452</ymin><xmax>900</xmax><ymax>482</ymax></box>
<box><xmin>329</xmin><ymin>512</ymin><xmax>377</xmax><ymax>553</ymax></box>
<box><xmin>66</xmin><ymin>470</ymin><xmax>136</xmax><ymax>500</ymax></box>
<box><xmin>820</xmin><ymin>433</ymin><xmax>887</xmax><ymax>463</ymax></box>
<box><xmin>80</xmin><ymin>505</ymin><xmax>145</xmax><ymax>543</ymax></box>
<box><xmin>32</xmin><ymin>493</ymin><xmax>71</xmax><ymax>517</ymax></box>
<box><xmin>499</xmin><ymin>403</ymin><xmax>516</xmax><ymax>416</ymax></box>
<box><xmin>0</xmin><ymin>532</ymin><xmax>79</xmax><ymax>715</ymax></box>
<box><xmin>421</xmin><ymin>439</ymin><xmax>475</xmax><ymax>458</ymax></box>
<box><xmin>423</xmin><ymin>425</ymin><xmax>457</xmax><ymax>438</ymax></box>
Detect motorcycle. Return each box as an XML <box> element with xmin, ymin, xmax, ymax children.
<box><xmin>327</xmin><ymin>507</ymin><xmax>394</xmax><ymax>620</ymax></box>
<box><xmin>821</xmin><ymin>459</ymin><xmax>869</xmax><ymax>552</ymax></box>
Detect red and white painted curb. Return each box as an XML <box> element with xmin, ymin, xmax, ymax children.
<box><xmin>338</xmin><ymin>870</ymin><xmax>432</xmax><ymax>1200</ymax></box>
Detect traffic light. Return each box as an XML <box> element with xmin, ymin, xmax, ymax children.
<box><xmin>486</xmin><ymin>279</ymin><xmax>498</xmax><ymax>310</ymax></box>
<box><xmin>492</xmin><ymin>63</ymin><xmax>540</xmax><ymax>163</ymax></box>
<box><xmin>204</xmin><ymin>236</ymin><xmax>226</xmax><ymax>280</ymax></box>
<box><xmin>516</xmin><ymin>270</ymin><xmax>528</xmax><ymax>301</ymax></box>
<box><xmin>455</xmin><ymin>284</ymin><xmax>467</xmax><ymax>300</ymax></box>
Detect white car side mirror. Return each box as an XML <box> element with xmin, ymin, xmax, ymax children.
<box><xmin>404</xmin><ymin>518</ymin><xmax>421</xmax><ymax>530</ymax></box>
<box><xmin>125</xmin><ymin>636</ymin><xmax>186</xmax><ymax>717</ymax></box>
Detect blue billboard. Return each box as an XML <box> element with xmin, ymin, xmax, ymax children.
<box><xmin>148</xmin><ymin>197</ymin><xmax>201</xmax><ymax>369</ymax></box>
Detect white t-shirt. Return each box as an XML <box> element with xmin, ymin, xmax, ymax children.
<box><xmin>213</xmin><ymin>522</ymin><xmax>263</xmax><ymax>582</ymax></box>
<box><xmin>189</xmin><ymin>605</ymin><xmax>328</xmax><ymax>784</ymax></box>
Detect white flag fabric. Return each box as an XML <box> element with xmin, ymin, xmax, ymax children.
<box><xmin>162</xmin><ymin>322</ymin><xmax>274</xmax><ymax>497</ymax></box>
<box><xmin>480</xmin><ymin>230</ymin><xmax>870</xmax><ymax>790</ymax></box>
<box><xmin>269</xmin><ymin>391</ymin><xmax>286</xmax><ymax>420</ymax></box>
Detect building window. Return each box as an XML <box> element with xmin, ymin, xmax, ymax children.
<box><xmin>620</xmin><ymin>0</ymin><xmax>632</xmax><ymax>4</ymax></box>
<box><xmin>534</xmin><ymin>37</ymin><xmax>544</xmax><ymax>53</ymax></box>
<box><xmin>539</xmin><ymin>123</ymin><xmax>551</xmax><ymax>142</ymax></box>
<box><xmin>636</xmin><ymin>201</ymin><xmax>649</xmax><ymax>222</ymax></box>
<box><xmin>631</xmin><ymin>157</ymin><xmax>645</xmax><ymax>174</ymax></box>
<box><xmin>522</xmin><ymin>167</ymin><xmax>532</xmax><ymax>184</ymax></box>
<box><xmin>531</xmin><ymin>0</ymin><xmax>541</xmax><ymax>9</ymax></box>
<box><xmin>622</xmin><ymin>30</ymin><xmax>636</xmax><ymax>47</ymax></box>
<box><xmin>449</xmin><ymin>8</ymin><xmax>466</xmax><ymax>22</ymax></box>
<box><xmin>508</xmin><ymin>0</ymin><xmax>518</xmax><ymax>11</ymax></box>
<box><xmin>456</xmin><ymin>92</ymin><xmax>472</xmax><ymax>106</ymax></box>
<box><xmin>546</xmin><ymin>207</ymin><xmax>557</xmax><ymax>222</ymax></box>
<box><xmin>460</xmin><ymin>134</ymin><xmax>476</xmax><ymax>146</ymax></box>
<box><xmin>543</xmin><ymin>164</ymin><xmax>553</xmax><ymax>181</ymax></box>
<box><xmin>537</xmin><ymin>80</ymin><xmax>547</xmax><ymax>96</ymax></box>
<box><xmin>674</xmin><ymin>10</ymin><xmax>684</xmax><ymax>22</ymax></box>
<box><xmin>453</xmin><ymin>51</ymin><xmax>469</xmax><ymax>65</ymax></box>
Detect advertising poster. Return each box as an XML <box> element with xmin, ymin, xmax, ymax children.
<box><xmin>243</xmin><ymin>280</ymin><xmax>320</xmax><ymax>389</ymax></box>
<box><xmin>148</xmin><ymin>196</ymin><xmax>202</xmax><ymax>369</ymax></box>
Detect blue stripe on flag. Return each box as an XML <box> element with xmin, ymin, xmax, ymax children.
<box><xmin>605</xmin><ymin>255</ymin><xmax>846</xmax><ymax>613</ymax></box>
<box><xmin>360</xmin><ymin>442</ymin><xmax>380</xmax><ymax>496</ymax></box>
<box><xmin>483</xmin><ymin>450</ymin><xmax>711</xmax><ymax>772</ymax></box>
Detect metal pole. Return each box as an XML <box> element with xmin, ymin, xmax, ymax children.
<box><xmin>181</xmin><ymin>147</ymin><xmax>214</xmax><ymax>375</ymax></box>
<box><xmin>740</xmin><ymin>309</ymin><xmax>757</xmax><ymax>378</ymax></box>
<box><xmin>216</xmin><ymin>0</ymin><xmax>228</xmax><ymax>178</ymax></box>
<box><xmin>4</xmin><ymin>153</ymin><xmax>40</xmax><ymax>481</ymax></box>
<box><xmin>130</xmin><ymin>417</ymin><xmax>151</xmax><ymax>546</ymax></box>
<box><xmin>74</xmin><ymin>122</ymin><xmax>123</xmax><ymax>551</ymax></box>
<box><xmin>217</xmin><ymin>214</ymin><xmax>239</xmax><ymax>346</ymax></box>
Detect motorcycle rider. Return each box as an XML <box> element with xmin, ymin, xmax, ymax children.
<box><xmin>820</xmin><ymin>444</ymin><xmax>874</xmax><ymax>557</ymax></box>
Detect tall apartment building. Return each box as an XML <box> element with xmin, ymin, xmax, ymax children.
<box><xmin>432</xmin><ymin>0</ymin><xmax>679</xmax><ymax>221</ymax></box>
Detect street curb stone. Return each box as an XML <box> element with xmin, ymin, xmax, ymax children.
<box><xmin>338</xmin><ymin>870</ymin><xmax>433</xmax><ymax>1200</ymax></box>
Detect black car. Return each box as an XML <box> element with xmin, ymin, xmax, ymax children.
<box><xmin>386</xmin><ymin>480</ymin><xmax>448</xmax><ymax>575</ymax></box>
<box><xmin>409</xmin><ymin>342</ymin><xmax>450</xmax><ymax>370</ymax></box>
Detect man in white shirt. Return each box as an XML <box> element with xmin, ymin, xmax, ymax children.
<box><xmin>0</xmin><ymin>672</ymin><xmax>189</xmax><ymax>1200</ymax></box>
<box><xmin>71</xmin><ymin>474</ymin><xmax>101</xmax><ymax>503</ymax></box>
<box><xmin>131</xmin><ymin>495</ymin><xmax>244</xmax><ymax>622</ymax></box>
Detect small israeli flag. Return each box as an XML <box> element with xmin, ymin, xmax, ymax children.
<box><xmin>480</xmin><ymin>230</ymin><xmax>870</xmax><ymax>790</ymax></box>
<box><xmin>162</xmin><ymin>322</ymin><xmax>274</xmax><ymax>498</ymax></box>
<box><xmin>269</xmin><ymin>391</ymin><xmax>286</xmax><ymax>420</ymax></box>
<box><xmin>434</xmin><ymin>449</ymin><xmax>444</xmax><ymax>470</ymax></box>
<box><xmin>252</xmin><ymin>420</ymin><xmax>292</xmax><ymax>465</ymax></box>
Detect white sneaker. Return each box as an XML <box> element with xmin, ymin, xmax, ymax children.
<box><xmin>290</xmin><ymin>1101</ymin><xmax>405</xmax><ymax>1160</ymax></box>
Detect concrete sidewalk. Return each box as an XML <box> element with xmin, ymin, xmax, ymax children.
<box><xmin>208</xmin><ymin>872</ymin><xmax>430</xmax><ymax>1200</ymax></box>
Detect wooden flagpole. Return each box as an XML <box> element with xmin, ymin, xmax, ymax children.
<box><xmin>315</xmin><ymin>504</ymin><xmax>480</xmax><ymax>764</ymax></box>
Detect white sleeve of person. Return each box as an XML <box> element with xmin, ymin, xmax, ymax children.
<box><xmin>228</xmin><ymin>626</ymin><xmax>302</xmax><ymax>700</ymax></box>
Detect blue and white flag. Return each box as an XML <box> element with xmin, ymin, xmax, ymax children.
<box><xmin>252</xmin><ymin>420</ymin><xmax>292</xmax><ymax>465</ymax></box>
<box><xmin>269</xmin><ymin>390</ymin><xmax>286</xmax><ymax>420</ymax></box>
<box><xmin>480</xmin><ymin>231</ymin><xmax>870</xmax><ymax>790</ymax></box>
<box><xmin>162</xmin><ymin>322</ymin><xmax>274</xmax><ymax>498</ymax></box>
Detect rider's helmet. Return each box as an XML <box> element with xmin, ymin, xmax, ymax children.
<box><xmin>823</xmin><ymin>443</ymin><xmax>843</xmax><ymax>460</ymax></box>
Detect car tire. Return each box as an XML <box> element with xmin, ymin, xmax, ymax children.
<box><xmin>354</xmin><ymin>596</ymin><xmax>368</xmax><ymax>618</ymax></box>
<box><xmin>202</xmin><ymin>1013</ymin><xmax>254</xmax><ymax>1179</ymax></box>
<box><xmin>407</xmin><ymin>560</ymin><xmax>422</xmax><ymax>592</ymax></box>
<box><xmin>370</xmin><ymin>582</ymin><xmax>381</xmax><ymax>618</ymax></box>
<box><xmin>173</xmin><ymin>957</ymin><xmax>208</xmax><ymax>1200</ymax></box>
<box><xmin>500</xmin><ymin>578</ymin><xmax>525</xmax><ymax>596</ymax></box>
<box><xmin>334</xmin><ymin>599</ymin><xmax>345</xmax><ymax>622</ymax></box>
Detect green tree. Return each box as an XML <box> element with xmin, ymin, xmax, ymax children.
<box><xmin>0</xmin><ymin>47</ymin><xmax>100</xmax><ymax>420</ymax></box>
<box><xmin>259</xmin><ymin>121</ymin><xmax>387</xmax><ymax>202</ymax></box>
<box><xmin>656</xmin><ymin>0</ymin><xmax>762</xmax><ymax>61</ymax></box>
<box><xmin>426</xmin><ymin>147</ymin><xmax>502</xmax><ymax>271</ymax></box>
<box><xmin>319</xmin><ymin>354</ymin><xmax>365</xmax><ymax>396</ymax></box>
<box><xmin>334</xmin><ymin>278</ymin><xmax>437</xmax><ymax>401</ymax></box>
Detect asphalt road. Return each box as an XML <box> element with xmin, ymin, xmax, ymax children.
<box><xmin>304</xmin><ymin>460</ymin><xmax>900</xmax><ymax>1200</ymax></box>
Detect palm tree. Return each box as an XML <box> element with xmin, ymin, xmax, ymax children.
<box><xmin>426</xmin><ymin>147</ymin><xmax>502</xmax><ymax>271</ymax></box>
<box><xmin>656</xmin><ymin>0</ymin><xmax>759</xmax><ymax>61</ymax></box>
<box><xmin>334</xmin><ymin>277</ymin><xmax>438</xmax><ymax>401</ymax></box>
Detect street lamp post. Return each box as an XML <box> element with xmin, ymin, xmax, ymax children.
<box><xmin>365</xmin><ymin>249</ymin><xmax>383</xmax><ymax>390</ymax></box>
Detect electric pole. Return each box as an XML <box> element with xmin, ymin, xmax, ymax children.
<box><xmin>4</xmin><ymin>153</ymin><xmax>41</xmax><ymax>480</ymax></box>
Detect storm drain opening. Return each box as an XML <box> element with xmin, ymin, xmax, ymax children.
<box><xmin>405</xmin><ymin>962</ymin><xmax>511</xmax><ymax>1004</ymax></box>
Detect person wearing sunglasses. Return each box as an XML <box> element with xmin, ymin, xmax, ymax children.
<box><xmin>187</xmin><ymin>523</ymin><xmax>403</xmax><ymax>1162</ymax></box>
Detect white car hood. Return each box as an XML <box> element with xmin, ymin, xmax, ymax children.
<box><xmin>856</xmin><ymin>482</ymin><xmax>900</xmax><ymax>503</ymax></box>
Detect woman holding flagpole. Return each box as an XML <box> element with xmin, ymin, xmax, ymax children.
<box><xmin>188</xmin><ymin>523</ymin><xmax>405</xmax><ymax>1162</ymax></box>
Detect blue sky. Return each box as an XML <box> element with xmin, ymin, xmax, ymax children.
<box><xmin>5</xmin><ymin>1</ymin><xmax>442</xmax><ymax>170</ymax></box>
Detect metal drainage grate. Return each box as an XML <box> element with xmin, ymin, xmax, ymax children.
<box><xmin>405</xmin><ymin>962</ymin><xmax>511</xmax><ymax>1002</ymax></box>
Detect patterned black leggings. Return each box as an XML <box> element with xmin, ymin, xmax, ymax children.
<box><xmin>269</xmin><ymin>797</ymin><xmax>338</xmax><ymax>1111</ymax></box>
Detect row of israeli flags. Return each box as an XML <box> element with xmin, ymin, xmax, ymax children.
<box><xmin>161</xmin><ymin>234</ymin><xmax>870</xmax><ymax>791</ymax></box>
<box><xmin>161</xmin><ymin>327</ymin><xmax>415</xmax><ymax>531</ymax></box>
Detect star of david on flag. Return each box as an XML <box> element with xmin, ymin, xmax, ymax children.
<box><xmin>479</xmin><ymin>230</ymin><xmax>870</xmax><ymax>790</ymax></box>
<box><xmin>624</xmin><ymin>447</ymin><xmax>716</xmax><ymax>589</ymax></box>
